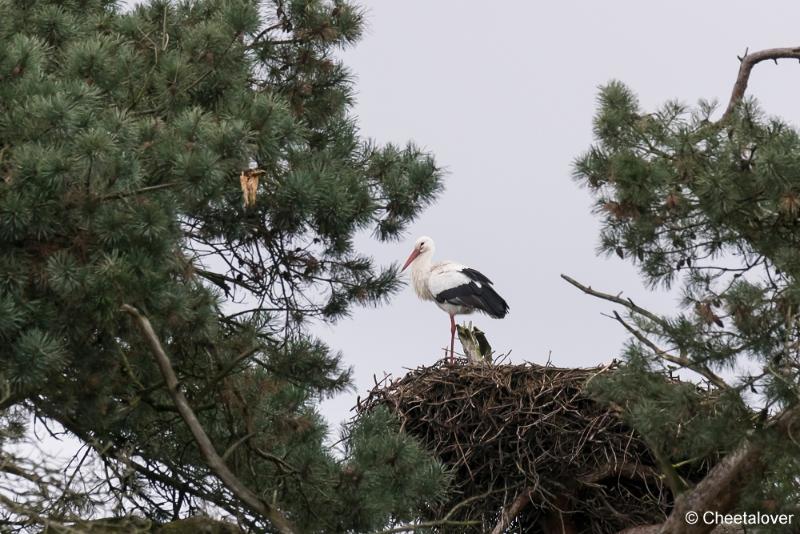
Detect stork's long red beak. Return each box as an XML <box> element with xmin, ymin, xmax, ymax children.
<box><xmin>401</xmin><ymin>248</ymin><xmax>420</xmax><ymax>272</ymax></box>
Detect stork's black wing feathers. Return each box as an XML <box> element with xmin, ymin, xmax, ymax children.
<box><xmin>461</xmin><ymin>268</ymin><xmax>493</xmax><ymax>285</ymax></box>
<box><xmin>435</xmin><ymin>268</ymin><xmax>509</xmax><ymax>319</ymax></box>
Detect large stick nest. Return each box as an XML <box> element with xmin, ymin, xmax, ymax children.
<box><xmin>358</xmin><ymin>360</ymin><xmax>715</xmax><ymax>533</ymax></box>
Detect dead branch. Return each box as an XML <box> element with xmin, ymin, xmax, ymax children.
<box><xmin>610</xmin><ymin>311</ymin><xmax>729</xmax><ymax>391</ymax></box>
<box><xmin>721</xmin><ymin>46</ymin><xmax>800</xmax><ymax>122</ymax></box>
<box><xmin>121</xmin><ymin>304</ymin><xmax>297</xmax><ymax>534</ymax></box>
<box><xmin>100</xmin><ymin>182</ymin><xmax>177</xmax><ymax>201</ymax></box>
<box><xmin>560</xmin><ymin>274</ymin><xmax>668</xmax><ymax>328</ymax></box>
<box><xmin>561</xmin><ymin>274</ymin><xmax>729</xmax><ymax>390</ymax></box>
<box><xmin>490</xmin><ymin>488</ymin><xmax>533</xmax><ymax>534</ymax></box>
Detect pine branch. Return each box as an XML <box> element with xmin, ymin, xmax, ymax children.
<box><xmin>0</xmin><ymin>392</ymin><xmax>25</xmax><ymax>411</ymax></box>
<box><xmin>610</xmin><ymin>311</ymin><xmax>729</xmax><ymax>391</ymax></box>
<box><xmin>251</xmin><ymin>444</ymin><xmax>298</xmax><ymax>474</ymax></box>
<box><xmin>561</xmin><ymin>274</ymin><xmax>730</xmax><ymax>389</ymax></box>
<box><xmin>721</xmin><ymin>46</ymin><xmax>800</xmax><ymax>122</ymax></box>
<box><xmin>197</xmin><ymin>345</ymin><xmax>261</xmax><ymax>400</ymax></box>
<box><xmin>636</xmin><ymin>429</ymin><xmax>689</xmax><ymax>497</ymax></box>
<box><xmin>251</xmin><ymin>21</ymin><xmax>287</xmax><ymax>47</ymax></box>
<box><xmin>99</xmin><ymin>183</ymin><xmax>177</xmax><ymax>201</ymax></box>
<box><xmin>120</xmin><ymin>304</ymin><xmax>297</xmax><ymax>534</ymax></box>
<box><xmin>0</xmin><ymin>457</ymin><xmax>51</xmax><ymax>498</ymax></box>
<box><xmin>38</xmin><ymin>405</ymin><xmax>258</xmax><ymax>527</ymax></box>
<box><xmin>0</xmin><ymin>493</ymin><xmax>72</xmax><ymax>532</ymax></box>
<box><xmin>617</xmin><ymin>440</ymin><xmax>764</xmax><ymax>534</ymax></box>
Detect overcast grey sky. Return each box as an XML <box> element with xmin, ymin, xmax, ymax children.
<box><xmin>318</xmin><ymin>1</ymin><xmax>800</xmax><ymax>426</ymax></box>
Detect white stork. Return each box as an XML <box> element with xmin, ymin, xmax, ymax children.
<box><xmin>401</xmin><ymin>236</ymin><xmax>509</xmax><ymax>362</ymax></box>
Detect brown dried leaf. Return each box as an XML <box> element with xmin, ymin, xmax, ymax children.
<box><xmin>240</xmin><ymin>169</ymin><xmax>264</xmax><ymax>208</ymax></box>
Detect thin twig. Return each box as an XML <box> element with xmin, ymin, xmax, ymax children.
<box><xmin>100</xmin><ymin>183</ymin><xmax>177</xmax><ymax>201</ymax></box>
<box><xmin>221</xmin><ymin>433</ymin><xmax>256</xmax><ymax>462</ymax></box>
<box><xmin>197</xmin><ymin>345</ymin><xmax>261</xmax><ymax>400</ymax></box>
<box><xmin>374</xmin><ymin>489</ymin><xmax>496</xmax><ymax>534</ymax></box>
<box><xmin>251</xmin><ymin>445</ymin><xmax>298</xmax><ymax>474</ymax></box>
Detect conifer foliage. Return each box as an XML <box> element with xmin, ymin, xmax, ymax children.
<box><xmin>0</xmin><ymin>0</ymin><xmax>446</xmax><ymax>531</ymax></box>
<box><xmin>573</xmin><ymin>53</ymin><xmax>800</xmax><ymax>530</ymax></box>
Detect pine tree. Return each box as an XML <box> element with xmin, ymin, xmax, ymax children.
<box><xmin>572</xmin><ymin>47</ymin><xmax>800</xmax><ymax>532</ymax></box>
<box><xmin>0</xmin><ymin>0</ymin><xmax>448</xmax><ymax>531</ymax></box>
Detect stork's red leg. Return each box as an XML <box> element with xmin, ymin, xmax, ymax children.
<box><xmin>449</xmin><ymin>314</ymin><xmax>456</xmax><ymax>363</ymax></box>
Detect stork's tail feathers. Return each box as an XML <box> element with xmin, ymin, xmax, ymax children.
<box><xmin>479</xmin><ymin>284</ymin><xmax>509</xmax><ymax>319</ymax></box>
<box><xmin>460</xmin><ymin>267</ymin><xmax>508</xmax><ymax>318</ymax></box>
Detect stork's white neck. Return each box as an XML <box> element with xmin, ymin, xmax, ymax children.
<box><xmin>410</xmin><ymin>249</ymin><xmax>435</xmax><ymax>301</ymax></box>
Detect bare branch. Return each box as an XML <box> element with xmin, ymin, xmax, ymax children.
<box><xmin>490</xmin><ymin>488</ymin><xmax>532</xmax><ymax>534</ymax></box>
<box><xmin>560</xmin><ymin>274</ymin><xmax>669</xmax><ymax>328</ymax></box>
<box><xmin>251</xmin><ymin>445</ymin><xmax>298</xmax><ymax>474</ymax></box>
<box><xmin>721</xmin><ymin>46</ymin><xmax>800</xmax><ymax>122</ymax></box>
<box><xmin>611</xmin><ymin>311</ymin><xmax>729</xmax><ymax>390</ymax></box>
<box><xmin>561</xmin><ymin>274</ymin><xmax>730</xmax><ymax>389</ymax></box>
<box><xmin>120</xmin><ymin>304</ymin><xmax>297</xmax><ymax>534</ymax></box>
<box><xmin>99</xmin><ymin>183</ymin><xmax>177</xmax><ymax>201</ymax></box>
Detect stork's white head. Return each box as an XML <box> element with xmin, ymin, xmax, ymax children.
<box><xmin>401</xmin><ymin>236</ymin><xmax>435</xmax><ymax>272</ymax></box>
